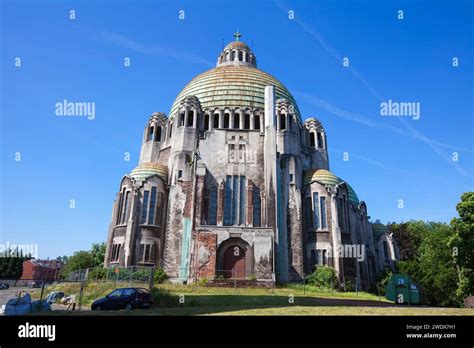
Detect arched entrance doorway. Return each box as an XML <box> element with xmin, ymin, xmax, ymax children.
<box><xmin>217</xmin><ymin>238</ymin><xmax>252</xmax><ymax>279</ymax></box>
<box><xmin>223</xmin><ymin>246</ymin><xmax>246</xmax><ymax>278</ymax></box>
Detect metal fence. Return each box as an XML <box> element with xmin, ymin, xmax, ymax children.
<box><xmin>67</xmin><ymin>266</ymin><xmax>154</xmax><ymax>286</ymax></box>
<box><xmin>1</xmin><ymin>266</ymin><xmax>385</xmax><ymax>314</ymax></box>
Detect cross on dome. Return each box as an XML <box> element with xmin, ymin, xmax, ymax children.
<box><xmin>233</xmin><ymin>30</ymin><xmax>242</xmax><ymax>41</ymax></box>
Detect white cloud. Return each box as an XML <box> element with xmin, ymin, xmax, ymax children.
<box><xmin>99</xmin><ymin>31</ymin><xmax>214</xmax><ymax>68</ymax></box>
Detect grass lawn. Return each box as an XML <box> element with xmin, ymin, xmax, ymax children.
<box><xmin>35</xmin><ymin>281</ymin><xmax>474</xmax><ymax>316</ymax></box>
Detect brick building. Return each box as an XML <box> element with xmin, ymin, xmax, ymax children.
<box><xmin>20</xmin><ymin>259</ymin><xmax>62</xmax><ymax>282</ymax></box>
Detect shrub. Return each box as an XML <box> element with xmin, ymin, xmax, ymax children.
<box><xmin>87</xmin><ymin>268</ymin><xmax>106</xmax><ymax>280</ymax></box>
<box><xmin>150</xmin><ymin>287</ymin><xmax>178</xmax><ymax>307</ymax></box>
<box><xmin>341</xmin><ymin>280</ymin><xmax>354</xmax><ymax>292</ymax></box>
<box><xmin>153</xmin><ymin>268</ymin><xmax>169</xmax><ymax>284</ymax></box>
<box><xmin>247</xmin><ymin>274</ymin><xmax>257</xmax><ymax>281</ymax></box>
<box><xmin>198</xmin><ymin>277</ymin><xmax>209</xmax><ymax>285</ymax></box>
<box><xmin>306</xmin><ymin>266</ymin><xmax>338</xmax><ymax>289</ymax></box>
<box><xmin>372</xmin><ymin>267</ymin><xmax>393</xmax><ymax>296</ymax></box>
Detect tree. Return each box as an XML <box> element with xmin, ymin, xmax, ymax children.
<box><xmin>90</xmin><ymin>243</ymin><xmax>106</xmax><ymax>268</ymax></box>
<box><xmin>388</xmin><ymin>222</ymin><xmax>421</xmax><ymax>260</ymax></box>
<box><xmin>59</xmin><ymin>251</ymin><xmax>95</xmax><ymax>279</ymax></box>
<box><xmin>449</xmin><ymin>192</ymin><xmax>474</xmax><ymax>300</ymax></box>
<box><xmin>58</xmin><ymin>242</ymin><xmax>106</xmax><ymax>279</ymax></box>
<box><xmin>397</xmin><ymin>221</ymin><xmax>460</xmax><ymax>307</ymax></box>
<box><xmin>0</xmin><ymin>248</ymin><xmax>32</xmax><ymax>279</ymax></box>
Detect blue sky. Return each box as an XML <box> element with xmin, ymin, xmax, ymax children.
<box><xmin>1</xmin><ymin>0</ymin><xmax>473</xmax><ymax>259</ymax></box>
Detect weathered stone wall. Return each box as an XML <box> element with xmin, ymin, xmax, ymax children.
<box><xmin>193</xmin><ymin>231</ymin><xmax>217</xmax><ymax>279</ymax></box>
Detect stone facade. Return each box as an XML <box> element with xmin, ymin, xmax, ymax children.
<box><xmin>104</xmin><ymin>35</ymin><xmax>399</xmax><ymax>288</ymax></box>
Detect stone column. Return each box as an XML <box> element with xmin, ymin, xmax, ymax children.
<box><xmin>104</xmin><ymin>196</ymin><xmax>119</xmax><ymax>267</ymax></box>
<box><xmin>219</xmin><ymin>110</ymin><xmax>224</xmax><ymax>129</ymax></box>
<box><xmin>264</xmin><ymin>86</ymin><xmax>285</xmax><ymax>281</ymax></box>
<box><xmin>230</xmin><ymin>110</ymin><xmax>235</xmax><ymax>129</ymax></box>
<box><xmin>216</xmin><ymin>180</ymin><xmax>225</xmax><ymax>226</ymax></box>
<box><xmin>329</xmin><ymin>189</ymin><xmax>342</xmax><ymax>280</ymax></box>
<box><xmin>184</xmin><ymin>107</ymin><xmax>189</xmax><ymax>128</ymax></box>
<box><xmin>209</xmin><ymin>113</ymin><xmax>213</xmax><ymax>131</ymax></box>
<box><xmin>124</xmin><ymin>189</ymin><xmax>139</xmax><ymax>267</ymax></box>
<box><xmin>247</xmin><ymin>179</ymin><xmax>254</xmax><ymax>226</ymax></box>
<box><xmin>194</xmin><ymin>174</ymin><xmax>206</xmax><ymax>226</ymax></box>
<box><xmin>193</xmin><ymin>111</ymin><xmax>198</xmax><ymax>129</ymax></box>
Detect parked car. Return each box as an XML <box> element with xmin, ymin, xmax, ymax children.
<box><xmin>91</xmin><ymin>288</ymin><xmax>153</xmax><ymax>311</ymax></box>
<box><xmin>32</xmin><ymin>281</ymin><xmax>43</xmax><ymax>288</ymax></box>
<box><xmin>45</xmin><ymin>291</ymin><xmax>65</xmax><ymax>304</ymax></box>
<box><xmin>0</xmin><ymin>282</ymin><xmax>10</xmax><ymax>290</ymax></box>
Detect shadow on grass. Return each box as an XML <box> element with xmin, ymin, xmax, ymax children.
<box><xmin>46</xmin><ymin>294</ymin><xmax>399</xmax><ymax>316</ymax></box>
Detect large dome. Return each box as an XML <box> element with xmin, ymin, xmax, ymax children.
<box><xmin>169</xmin><ymin>39</ymin><xmax>301</xmax><ymax>122</ymax></box>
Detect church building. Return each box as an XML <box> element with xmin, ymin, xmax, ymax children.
<box><xmin>104</xmin><ymin>33</ymin><xmax>399</xmax><ymax>288</ymax></box>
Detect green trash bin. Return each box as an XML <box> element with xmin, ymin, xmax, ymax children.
<box><xmin>385</xmin><ymin>274</ymin><xmax>420</xmax><ymax>305</ymax></box>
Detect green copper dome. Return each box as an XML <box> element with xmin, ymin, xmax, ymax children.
<box><xmin>169</xmin><ymin>65</ymin><xmax>301</xmax><ymax>122</ymax></box>
<box><xmin>372</xmin><ymin>223</ymin><xmax>388</xmax><ymax>239</ymax></box>
<box><xmin>130</xmin><ymin>163</ymin><xmax>168</xmax><ymax>183</ymax></box>
<box><xmin>304</xmin><ymin>169</ymin><xmax>360</xmax><ymax>205</ymax></box>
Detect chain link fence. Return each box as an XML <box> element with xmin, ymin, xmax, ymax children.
<box><xmin>1</xmin><ymin>266</ymin><xmax>386</xmax><ymax>314</ymax></box>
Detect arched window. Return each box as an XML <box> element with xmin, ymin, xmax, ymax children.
<box><xmin>238</xmin><ymin>51</ymin><xmax>243</xmax><ymax>61</ymax></box>
<box><xmin>147</xmin><ymin>127</ymin><xmax>154</xmax><ymax>141</ymax></box>
<box><xmin>140</xmin><ymin>190</ymin><xmax>150</xmax><ymax>224</ymax></box>
<box><xmin>168</xmin><ymin>123</ymin><xmax>173</xmax><ymax>138</ymax></box>
<box><xmin>204</xmin><ymin>114</ymin><xmax>209</xmax><ymax>131</ymax></box>
<box><xmin>279</xmin><ymin>114</ymin><xmax>286</xmax><ymax>130</ymax></box>
<box><xmin>226</xmin><ymin>51</ymin><xmax>230</xmax><ymax>61</ymax></box>
<box><xmin>253</xmin><ymin>186</ymin><xmax>261</xmax><ymax>227</ymax></box>
<box><xmin>148</xmin><ymin>187</ymin><xmax>157</xmax><ymax>225</ymax></box>
<box><xmin>317</xmin><ymin>132</ymin><xmax>324</xmax><ymax>148</ymax></box>
<box><xmin>208</xmin><ymin>186</ymin><xmax>217</xmax><ymax>225</ymax></box>
<box><xmin>179</xmin><ymin>112</ymin><xmax>185</xmax><ymax>127</ymax></box>
<box><xmin>231</xmin><ymin>51</ymin><xmax>235</xmax><ymax>61</ymax></box>
<box><xmin>116</xmin><ymin>187</ymin><xmax>126</xmax><ymax>224</ymax></box>
<box><xmin>254</xmin><ymin>115</ymin><xmax>260</xmax><ymax>130</ymax></box>
<box><xmin>233</xmin><ymin>114</ymin><xmax>240</xmax><ymax>129</ymax></box>
<box><xmin>156</xmin><ymin>127</ymin><xmax>162</xmax><ymax>142</ymax></box>
<box><xmin>121</xmin><ymin>190</ymin><xmax>130</xmax><ymax>224</ymax></box>
<box><xmin>224</xmin><ymin>113</ymin><xmax>230</xmax><ymax>128</ymax></box>
<box><xmin>310</xmin><ymin>132</ymin><xmax>316</xmax><ymax>147</ymax></box>
<box><xmin>244</xmin><ymin>114</ymin><xmax>250</xmax><ymax>129</ymax></box>
<box><xmin>214</xmin><ymin>114</ymin><xmax>219</xmax><ymax>128</ymax></box>
<box><xmin>187</xmin><ymin>110</ymin><xmax>194</xmax><ymax>127</ymax></box>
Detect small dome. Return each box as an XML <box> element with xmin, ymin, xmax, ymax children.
<box><xmin>148</xmin><ymin>112</ymin><xmax>168</xmax><ymax>125</ymax></box>
<box><xmin>178</xmin><ymin>95</ymin><xmax>202</xmax><ymax>112</ymax></box>
<box><xmin>372</xmin><ymin>223</ymin><xmax>388</xmax><ymax>239</ymax></box>
<box><xmin>130</xmin><ymin>163</ymin><xmax>168</xmax><ymax>183</ymax></box>
<box><xmin>304</xmin><ymin>118</ymin><xmax>325</xmax><ymax>132</ymax></box>
<box><xmin>224</xmin><ymin>41</ymin><xmax>250</xmax><ymax>51</ymax></box>
<box><xmin>303</xmin><ymin>169</ymin><xmax>359</xmax><ymax>205</ymax></box>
